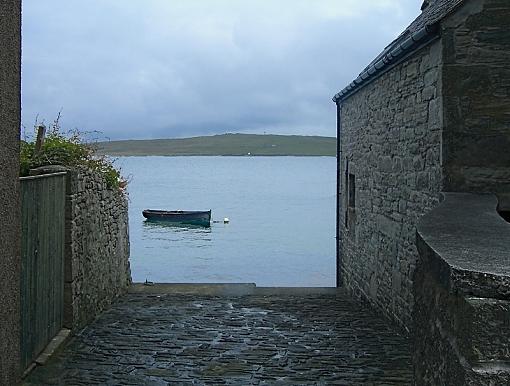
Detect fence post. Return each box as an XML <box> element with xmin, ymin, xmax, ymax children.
<box><xmin>34</xmin><ymin>124</ymin><xmax>46</xmax><ymax>156</ymax></box>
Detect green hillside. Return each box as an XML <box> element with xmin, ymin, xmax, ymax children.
<box><xmin>94</xmin><ymin>133</ymin><xmax>336</xmax><ymax>157</ymax></box>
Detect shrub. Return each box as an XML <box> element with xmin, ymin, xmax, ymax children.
<box><xmin>21</xmin><ymin>116</ymin><xmax>125</xmax><ymax>190</ymax></box>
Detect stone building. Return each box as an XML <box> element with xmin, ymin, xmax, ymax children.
<box><xmin>333</xmin><ymin>0</ymin><xmax>510</xmax><ymax>383</ymax></box>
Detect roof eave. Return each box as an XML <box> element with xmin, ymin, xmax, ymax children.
<box><xmin>332</xmin><ymin>23</ymin><xmax>440</xmax><ymax>104</ymax></box>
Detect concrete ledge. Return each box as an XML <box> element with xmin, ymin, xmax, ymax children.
<box><xmin>130</xmin><ymin>283</ymin><xmax>257</xmax><ymax>296</ymax></box>
<box><xmin>417</xmin><ymin>192</ymin><xmax>510</xmax><ymax>299</ymax></box>
<box><xmin>129</xmin><ymin>283</ymin><xmax>343</xmax><ymax>297</ymax></box>
<box><xmin>253</xmin><ymin>287</ymin><xmax>343</xmax><ymax>296</ymax></box>
<box><xmin>20</xmin><ymin>171</ymin><xmax>67</xmax><ymax>181</ymax></box>
<box><xmin>35</xmin><ymin>329</ymin><xmax>71</xmax><ymax>366</ymax></box>
<box><xmin>22</xmin><ymin>328</ymin><xmax>71</xmax><ymax>379</ymax></box>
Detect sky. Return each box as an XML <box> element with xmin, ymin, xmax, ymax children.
<box><xmin>22</xmin><ymin>1</ymin><xmax>422</xmax><ymax>140</ymax></box>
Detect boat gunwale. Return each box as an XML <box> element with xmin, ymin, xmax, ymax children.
<box><xmin>143</xmin><ymin>209</ymin><xmax>211</xmax><ymax>216</ymax></box>
<box><xmin>142</xmin><ymin>209</ymin><xmax>212</xmax><ymax>226</ymax></box>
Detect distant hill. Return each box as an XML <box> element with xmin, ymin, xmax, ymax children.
<box><xmin>94</xmin><ymin>133</ymin><xmax>336</xmax><ymax>157</ymax></box>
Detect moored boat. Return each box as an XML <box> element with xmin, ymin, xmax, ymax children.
<box><xmin>142</xmin><ymin>209</ymin><xmax>211</xmax><ymax>226</ymax></box>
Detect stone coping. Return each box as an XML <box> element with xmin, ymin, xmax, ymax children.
<box><xmin>417</xmin><ymin>192</ymin><xmax>510</xmax><ymax>299</ymax></box>
<box><xmin>129</xmin><ymin>283</ymin><xmax>343</xmax><ymax>296</ymax></box>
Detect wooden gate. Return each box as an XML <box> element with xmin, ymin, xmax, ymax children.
<box><xmin>20</xmin><ymin>172</ymin><xmax>66</xmax><ymax>370</ymax></box>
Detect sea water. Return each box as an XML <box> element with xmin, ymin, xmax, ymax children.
<box><xmin>117</xmin><ymin>156</ymin><xmax>336</xmax><ymax>287</ymax></box>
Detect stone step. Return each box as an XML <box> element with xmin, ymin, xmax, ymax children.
<box><xmin>469</xmin><ymin>362</ymin><xmax>510</xmax><ymax>385</ymax></box>
<box><xmin>462</xmin><ymin>297</ymin><xmax>510</xmax><ymax>364</ymax></box>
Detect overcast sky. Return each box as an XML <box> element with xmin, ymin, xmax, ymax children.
<box><xmin>22</xmin><ymin>1</ymin><xmax>422</xmax><ymax>140</ymax></box>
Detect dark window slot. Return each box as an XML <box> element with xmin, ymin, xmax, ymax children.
<box><xmin>348</xmin><ymin>174</ymin><xmax>355</xmax><ymax>209</ymax></box>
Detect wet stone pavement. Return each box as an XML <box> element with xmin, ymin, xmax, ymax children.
<box><xmin>25</xmin><ymin>285</ymin><xmax>412</xmax><ymax>385</ymax></box>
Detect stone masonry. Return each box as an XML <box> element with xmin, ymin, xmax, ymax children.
<box><xmin>0</xmin><ymin>0</ymin><xmax>22</xmax><ymax>384</ymax></box>
<box><xmin>441</xmin><ymin>0</ymin><xmax>510</xmax><ymax>210</ymax></box>
<box><xmin>64</xmin><ymin>168</ymin><xmax>132</xmax><ymax>330</ymax></box>
<box><xmin>338</xmin><ymin>39</ymin><xmax>443</xmax><ymax>329</ymax></box>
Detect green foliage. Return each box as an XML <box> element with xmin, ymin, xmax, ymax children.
<box><xmin>20</xmin><ymin>140</ymin><xmax>35</xmax><ymax>176</ymax></box>
<box><xmin>21</xmin><ymin>117</ymin><xmax>124</xmax><ymax>190</ymax></box>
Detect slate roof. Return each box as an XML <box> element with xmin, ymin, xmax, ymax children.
<box><xmin>333</xmin><ymin>0</ymin><xmax>466</xmax><ymax>102</ymax></box>
<box><xmin>409</xmin><ymin>0</ymin><xmax>465</xmax><ymax>34</ymax></box>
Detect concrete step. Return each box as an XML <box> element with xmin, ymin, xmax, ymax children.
<box><xmin>129</xmin><ymin>282</ymin><xmax>345</xmax><ymax>296</ymax></box>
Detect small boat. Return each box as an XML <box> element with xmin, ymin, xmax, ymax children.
<box><xmin>142</xmin><ymin>209</ymin><xmax>211</xmax><ymax>226</ymax></box>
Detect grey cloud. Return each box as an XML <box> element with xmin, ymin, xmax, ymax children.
<box><xmin>22</xmin><ymin>1</ymin><xmax>421</xmax><ymax>140</ymax></box>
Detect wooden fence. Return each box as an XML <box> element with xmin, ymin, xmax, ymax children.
<box><xmin>20</xmin><ymin>172</ymin><xmax>66</xmax><ymax>371</ymax></box>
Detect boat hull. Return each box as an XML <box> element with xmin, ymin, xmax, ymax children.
<box><xmin>142</xmin><ymin>209</ymin><xmax>211</xmax><ymax>226</ymax></box>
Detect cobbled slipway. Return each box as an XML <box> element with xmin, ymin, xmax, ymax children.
<box><xmin>25</xmin><ymin>288</ymin><xmax>412</xmax><ymax>385</ymax></box>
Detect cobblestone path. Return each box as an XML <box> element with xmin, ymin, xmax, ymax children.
<box><xmin>25</xmin><ymin>286</ymin><xmax>412</xmax><ymax>385</ymax></box>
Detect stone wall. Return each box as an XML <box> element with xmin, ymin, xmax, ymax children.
<box><xmin>0</xmin><ymin>0</ymin><xmax>22</xmax><ymax>384</ymax></box>
<box><xmin>64</xmin><ymin>168</ymin><xmax>131</xmax><ymax>330</ymax></box>
<box><xmin>441</xmin><ymin>0</ymin><xmax>510</xmax><ymax>210</ymax></box>
<box><xmin>338</xmin><ymin>40</ymin><xmax>443</xmax><ymax>328</ymax></box>
<box><xmin>414</xmin><ymin>193</ymin><xmax>510</xmax><ymax>385</ymax></box>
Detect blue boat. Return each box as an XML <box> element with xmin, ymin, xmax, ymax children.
<box><xmin>142</xmin><ymin>209</ymin><xmax>211</xmax><ymax>226</ymax></box>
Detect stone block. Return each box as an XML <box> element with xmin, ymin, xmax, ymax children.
<box><xmin>422</xmin><ymin>86</ymin><xmax>436</xmax><ymax>101</ymax></box>
<box><xmin>407</xmin><ymin>62</ymin><xmax>418</xmax><ymax>78</ymax></box>
<box><xmin>377</xmin><ymin>215</ymin><xmax>401</xmax><ymax>238</ymax></box>
<box><xmin>413</xmin><ymin>155</ymin><xmax>424</xmax><ymax>171</ymax></box>
<box><xmin>392</xmin><ymin>157</ymin><xmax>403</xmax><ymax>172</ymax></box>
<box><xmin>425</xmin><ymin>147</ymin><xmax>440</xmax><ymax>166</ymax></box>
<box><xmin>423</xmin><ymin>69</ymin><xmax>438</xmax><ymax>87</ymax></box>
<box><xmin>420</xmin><ymin>54</ymin><xmax>431</xmax><ymax>73</ymax></box>
<box><xmin>398</xmin><ymin>200</ymin><xmax>407</xmax><ymax>213</ymax></box>
<box><xmin>404</xmin><ymin>107</ymin><xmax>415</xmax><ymax>122</ymax></box>
<box><xmin>429</xmin><ymin>39</ymin><xmax>442</xmax><ymax>66</ymax></box>
<box><xmin>428</xmin><ymin>99</ymin><xmax>440</xmax><ymax>129</ymax></box>
<box><xmin>379</xmin><ymin>156</ymin><xmax>393</xmax><ymax>173</ymax></box>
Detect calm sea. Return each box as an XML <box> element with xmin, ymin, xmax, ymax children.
<box><xmin>117</xmin><ymin>156</ymin><xmax>336</xmax><ymax>287</ymax></box>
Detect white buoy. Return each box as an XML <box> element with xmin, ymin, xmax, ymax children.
<box><xmin>223</xmin><ymin>217</ymin><xmax>230</xmax><ymax>223</ymax></box>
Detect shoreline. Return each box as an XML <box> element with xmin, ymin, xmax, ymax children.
<box><xmin>104</xmin><ymin>154</ymin><xmax>336</xmax><ymax>157</ymax></box>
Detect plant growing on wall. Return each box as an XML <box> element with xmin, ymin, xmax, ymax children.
<box><xmin>20</xmin><ymin>114</ymin><xmax>126</xmax><ymax>190</ymax></box>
